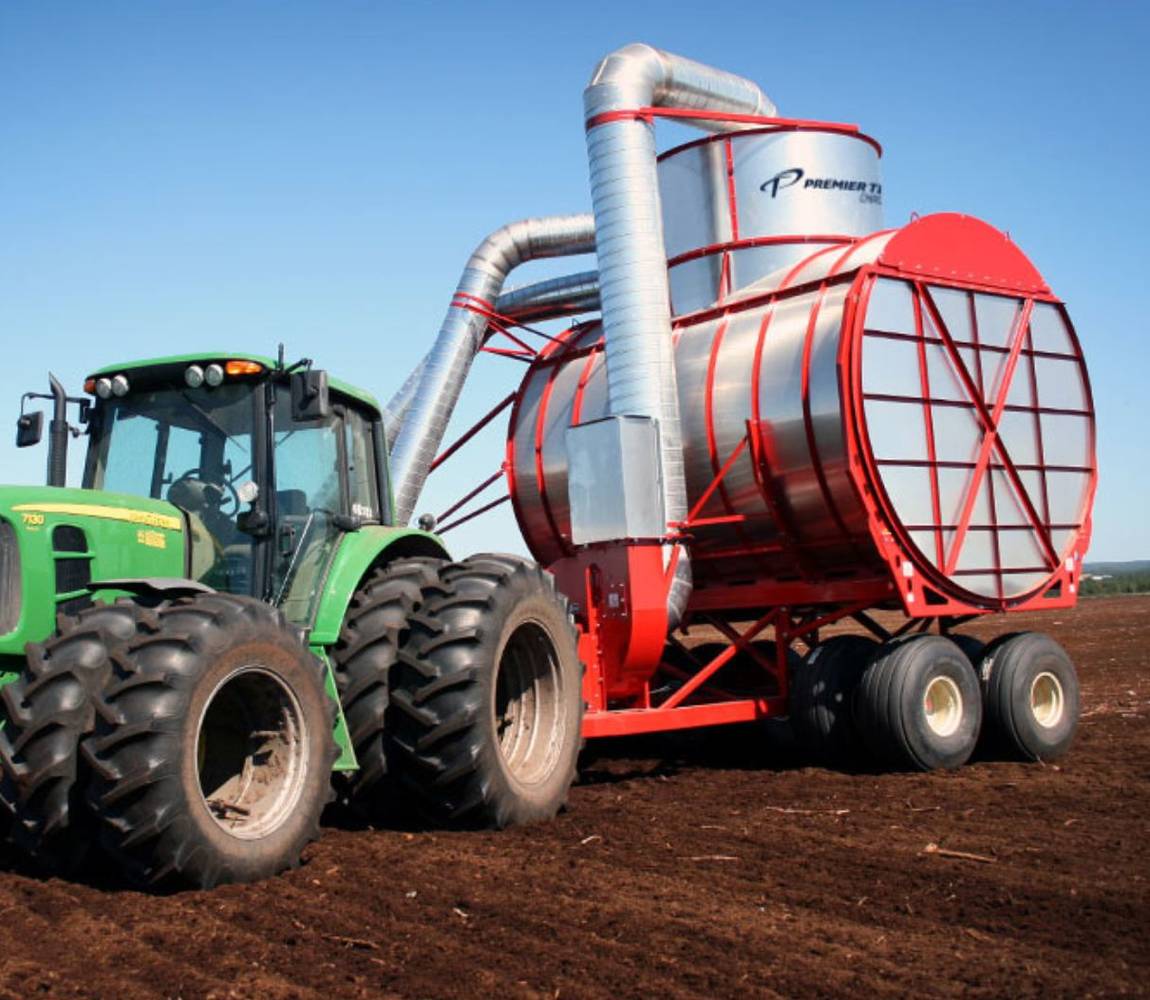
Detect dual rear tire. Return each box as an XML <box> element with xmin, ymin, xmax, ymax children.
<box><xmin>791</xmin><ymin>631</ymin><xmax>1079</xmax><ymax>771</ymax></box>
<box><xmin>387</xmin><ymin>554</ymin><xmax>583</xmax><ymax>828</ymax></box>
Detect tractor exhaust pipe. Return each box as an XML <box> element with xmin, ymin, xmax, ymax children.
<box><xmin>583</xmin><ymin>43</ymin><xmax>776</xmax><ymax>629</ymax></box>
<box><xmin>47</xmin><ymin>372</ymin><xmax>69</xmax><ymax>488</ymax></box>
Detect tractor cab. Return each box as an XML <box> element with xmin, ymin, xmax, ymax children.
<box><xmin>78</xmin><ymin>354</ymin><xmax>391</xmax><ymax>622</ymax></box>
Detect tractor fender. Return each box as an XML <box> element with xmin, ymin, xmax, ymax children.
<box><xmin>307</xmin><ymin>526</ymin><xmax>448</xmax><ymax>647</ymax></box>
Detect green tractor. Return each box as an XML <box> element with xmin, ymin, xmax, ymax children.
<box><xmin>0</xmin><ymin>353</ymin><xmax>583</xmax><ymax>887</ymax></box>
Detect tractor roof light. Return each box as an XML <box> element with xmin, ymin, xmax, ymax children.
<box><xmin>83</xmin><ymin>378</ymin><xmax>96</xmax><ymax>394</ymax></box>
<box><xmin>185</xmin><ymin>365</ymin><xmax>205</xmax><ymax>388</ymax></box>
<box><xmin>95</xmin><ymin>378</ymin><xmax>113</xmax><ymax>399</ymax></box>
<box><xmin>204</xmin><ymin>363</ymin><xmax>225</xmax><ymax>387</ymax></box>
<box><xmin>111</xmin><ymin>374</ymin><xmax>130</xmax><ymax>397</ymax></box>
<box><xmin>225</xmin><ymin>360</ymin><xmax>265</xmax><ymax>377</ymax></box>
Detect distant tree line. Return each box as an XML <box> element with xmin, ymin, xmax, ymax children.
<box><xmin>1080</xmin><ymin>571</ymin><xmax>1150</xmax><ymax>596</ymax></box>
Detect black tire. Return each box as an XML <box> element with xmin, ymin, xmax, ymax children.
<box><xmin>856</xmin><ymin>635</ymin><xmax>982</xmax><ymax>771</ymax></box>
<box><xmin>0</xmin><ymin>601</ymin><xmax>149</xmax><ymax>871</ymax></box>
<box><xmin>790</xmin><ymin>634</ymin><xmax>879</xmax><ymax>765</ymax></box>
<box><xmin>388</xmin><ymin>554</ymin><xmax>583</xmax><ymax>828</ymax></box>
<box><xmin>332</xmin><ymin>557</ymin><xmax>446</xmax><ymax>803</ymax></box>
<box><xmin>979</xmin><ymin>632</ymin><xmax>1079</xmax><ymax>761</ymax></box>
<box><xmin>949</xmin><ymin>633</ymin><xmax>986</xmax><ymax>666</ymax></box>
<box><xmin>83</xmin><ymin>594</ymin><xmax>337</xmax><ymax>888</ymax></box>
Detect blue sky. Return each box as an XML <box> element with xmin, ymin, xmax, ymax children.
<box><xmin>1</xmin><ymin>1</ymin><xmax>1146</xmax><ymax>562</ymax></box>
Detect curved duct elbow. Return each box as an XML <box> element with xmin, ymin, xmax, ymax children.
<box><xmin>583</xmin><ymin>44</ymin><xmax>775</xmax><ymax>630</ymax></box>
<box><xmin>384</xmin><ymin>269</ymin><xmax>601</xmax><ymax>453</ymax></box>
<box><xmin>389</xmin><ymin>214</ymin><xmax>596</xmax><ymax>525</ymax></box>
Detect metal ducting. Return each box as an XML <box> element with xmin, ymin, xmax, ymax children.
<box><xmin>383</xmin><ymin>269</ymin><xmax>601</xmax><ymax>452</ymax></box>
<box><xmin>389</xmin><ymin>214</ymin><xmax>596</xmax><ymax>524</ymax></box>
<box><xmin>582</xmin><ymin>43</ymin><xmax>776</xmax><ymax>629</ymax></box>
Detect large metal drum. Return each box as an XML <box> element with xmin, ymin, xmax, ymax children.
<box><xmin>507</xmin><ymin>214</ymin><xmax>1096</xmax><ymax>611</ymax></box>
<box><xmin>658</xmin><ymin>127</ymin><xmax>883</xmax><ymax>315</ymax></box>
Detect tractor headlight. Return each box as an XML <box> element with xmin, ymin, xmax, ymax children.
<box><xmin>204</xmin><ymin>363</ymin><xmax>224</xmax><ymax>387</ymax></box>
<box><xmin>185</xmin><ymin>365</ymin><xmax>205</xmax><ymax>388</ymax></box>
<box><xmin>95</xmin><ymin>378</ymin><xmax>113</xmax><ymax>399</ymax></box>
<box><xmin>111</xmin><ymin>374</ymin><xmax>130</xmax><ymax>397</ymax></box>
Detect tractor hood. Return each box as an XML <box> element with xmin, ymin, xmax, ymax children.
<box><xmin>0</xmin><ymin>485</ymin><xmax>187</xmax><ymax>656</ymax></box>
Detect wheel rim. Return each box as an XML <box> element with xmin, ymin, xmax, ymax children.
<box><xmin>1030</xmin><ymin>671</ymin><xmax>1065</xmax><ymax>729</ymax></box>
<box><xmin>494</xmin><ymin>621</ymin><xmax>565</xmax><ymax>786</ymax></box>
<box><xmin>196</xmin><ymin>666</ymin><xmax>308</xmax><ymax>840</ymax></box>
<box><xmin>923</xmin><ymin>675</ymin><xmax>963</xmax><ymax>738</ymax></box>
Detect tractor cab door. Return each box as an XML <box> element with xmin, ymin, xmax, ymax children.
<box><xmin>268</xmin><ymin>388</ymin><xmax>381</xmax><ymax>625</ymax></box>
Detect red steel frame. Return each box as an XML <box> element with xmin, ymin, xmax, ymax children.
<box><xmin>419</xmin><ymin>109</ymin><xmax>1097</xmax><ymax>740</ymax></box>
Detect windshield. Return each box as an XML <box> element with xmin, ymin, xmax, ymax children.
<box><xmin>84</xmin><ymin>383</ymin><xmax>260</xmax><ymax>595</ymax></box>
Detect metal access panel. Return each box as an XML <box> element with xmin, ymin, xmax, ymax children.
<box><xmin>566</xmin><ymin>416</ymin><xmax>666</xmax><ymax>544</ymax></box>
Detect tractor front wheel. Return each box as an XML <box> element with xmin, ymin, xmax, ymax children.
<box><xmin>83</xmin><ymin>594</ymin><xmax>337</xmax><ymax>888</ymax></box>
<box><xmin>388</xmin><ymin>554</ymin><xmax>583</xmax><ymax>828</ymax></box>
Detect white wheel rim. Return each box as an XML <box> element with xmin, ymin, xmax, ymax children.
<box><xmin>196</xmin><ymin>665</ymin><xmax>309</xmax><ymax>840</ymax></box>
<box><xmin>923</xmin><ymin>675</ymin><xmax>963</xmax><ymax>738</ymax></box>
<box><xmin>1030</xmin><ymin>671</ymin><xmax>1065</xmax><ymax>729</ymax></box>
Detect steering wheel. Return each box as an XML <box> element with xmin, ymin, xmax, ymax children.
<box><xmin>169</xmin><ymin>468</ymin><xmax>241</xmax><ymax>518</ymax></box>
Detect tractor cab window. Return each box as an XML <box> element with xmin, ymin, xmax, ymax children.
<box><xmin>269</xmin><ymin>389</ymin><xmax>344</xmax><ymax>624</ymax></box>
<box><xmin>344</xmin><ymin>407</ymin><xmax>380</xmax><ymax>523</ymax></box>
<box><xmin>83</xmin><ymin>383</ymin><xmax>260</xmax><ymax>596</ymax></box>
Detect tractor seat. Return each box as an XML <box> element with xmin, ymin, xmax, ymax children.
<box><xmin>277</xmin><ymin>489</ymin><xmax>310</xmax><ymax>517</ymax></box>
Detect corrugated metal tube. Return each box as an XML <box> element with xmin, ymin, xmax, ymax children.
<box><xmin>389</xmin><ymin>215</ymin><xmax>596</xmax><ymax>524</ymax></box>
<box><xmin>383</xmin><ymin>269</ymin><xmax>600</xmax><ymax>452</ymax></box>
<box><xmin>584</xmin><ymin>43</ymin><xmax>776</xmax><ymax>629</ymax></box>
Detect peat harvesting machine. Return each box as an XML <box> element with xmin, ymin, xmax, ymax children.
<box><xmin>0</xmin><ymin>44</ymin><xmax>1096</xmax><ymax>888</ymax></box>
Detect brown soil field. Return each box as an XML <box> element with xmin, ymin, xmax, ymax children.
<box><xmin>0</xmin><ymin>595</ymin><xmax>1146</xmax><ymax>999</ymax></box>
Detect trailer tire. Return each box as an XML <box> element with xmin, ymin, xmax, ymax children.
<box><xmin>0</xmin><ymin>601</ymin><xmax>148</xmax><ymax>871</ymax></box>
<box><xmin>979</xmin><ymin>632</ymin><xmax>1079</xmax><ymax>761</ymax></box>
<box><xmin>790</xmin><ymin>634</ymin><xmax>878</xmax><ymax>765</ymax></box>
<box><xmin>333</xmin><ymin>557</ymin><xmax>446</xmax><ymax>803</ymax></box>
<box><xmin>949</xmin><ymin>633</ymin><xmax>986</xmax><ymax>666</ymax></box>
<box><xmin>83</xmin><ymin>594</ymin><xmax>337</xmax><ymax>888</ymax></box>
<box><xmin>388</xmin><ymin>554</ymin><xmax>582</xmax><ymax>828</ymax></box>
<box><xmin>856</xmin><ymin>635</ymin><xmax>981</xmax><ymax>771</ymax></box>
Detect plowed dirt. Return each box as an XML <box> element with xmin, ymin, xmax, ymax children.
<box><xmin>0</xmin><ymin>596</ymin><xmax>1146</xmax><ymax>999</ymax></box>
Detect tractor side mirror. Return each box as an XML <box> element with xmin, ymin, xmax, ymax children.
<box><xmin>16</xmin><ymin>411</ymin><xmax>43</xmax><ymax>448</ymax></box>
<box><xmin>290</xmin><ymin>369</ymin><xmax>330</xmax><ymax>422</ymax></box>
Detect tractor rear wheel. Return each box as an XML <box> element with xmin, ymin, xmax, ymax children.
<box><xmin>790</xmin><ymin>634</ymin><xmax>878</xmax><ymax>766</ymax></box>
<box><xmin>855</xmin><ymin>635</ymin><xmax>982</xmax><ymax>771</ymax></box>
<box><xmin>979</xmin><ymin>632</ymin><xmax>1079</xmax><ymax>761</ymax></box>
<box><xmin>388</xmin><ymin>554</ymin><xmax>582</xmax><ymax>828</ymax></box>
<box><xmin>83</xmin><ymin>594</ymin><xmax>337</xmax><ymax>888</ymax></box>
<box><xmin>0</xmin><ymin>601</ymin><xmax>148</xmax><ymax>872</ymax></box>
<box><xmin>332</xmin><ymin>557</ymin><xmax>445</xmax><ymax>804</ymax></box>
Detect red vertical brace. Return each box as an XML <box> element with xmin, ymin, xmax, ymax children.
<box><xmin>912</xmin><ymin>289</ymin><xmax>945</xmax><ymax>568</ymax></box>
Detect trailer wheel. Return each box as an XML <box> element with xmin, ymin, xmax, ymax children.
<box><xmin>949</xmin><ymin>633</ymin><xmax>986</xmax><ymax>666</ymax></box>
<box><xmin>0</xmin><ymin>601</ymin><xmax>148</xmax><ymax>871</ymax></box>
<box><xmin>83</xmin><ymin>594</ymin><xmax>337</xmax><ymax>888</ymax></box>
<box><xmin>333</xmin><ymin>557</ymin><xmax>446</xmax><ymax>803</ymax></box>
<box><xmin>790</xmin><ymin>635</ymin><xmax>878</xmax><ymax>765</ymax></box>
<box><xmin>388</xmin><ymin>554</ymin><xmax>582</xmax><ymax>828</ymax></box>
<box><xmin>856</xmin><ymin>635</ymin><xmax>982</xmax><ymax>771</ymax></box>
<box><xmin>979</xmin><ymin>632</ymin><xmax>1079</xmax><ymax>761</ymax></box>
